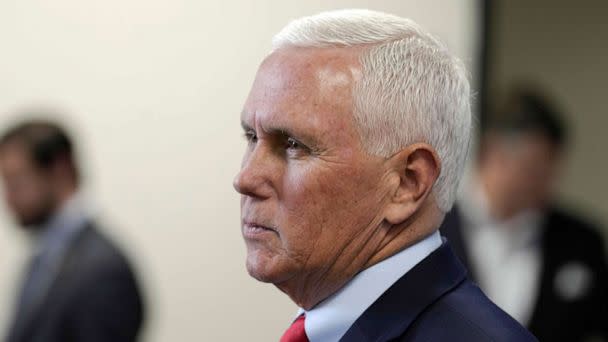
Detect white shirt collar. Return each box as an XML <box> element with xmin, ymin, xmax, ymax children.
<box><xmin>298</xmin><ymin>230</ymin><xmax>442</xmax><ymax>342</ymax></box>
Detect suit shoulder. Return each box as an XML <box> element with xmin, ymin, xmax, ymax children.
<box><xmin>544</xmin><ymin>208</ymin><xmax>606</xmax><ymax>256</ymax></box>
<box><xmin>546</xmin><ymin>207</ymin><xmax>603</xmax><ymax>238</ymax></box>
<box><xmin>401</xmin><ymin>281</ymin><xmax>537</xmax><ymax>342</ymax></box>
<box><xmin>69</xmin><ymin>225</ymin><xmax>137</xmax><ymax>278</ymax></box>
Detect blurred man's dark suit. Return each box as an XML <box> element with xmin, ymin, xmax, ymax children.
<box><xmin>6</xmin><ymin>221</ymin><xmax>144</xmax><ymax>342</ymax></box>
<box><xmin>441</xmin><ymin>205</ymin><xmax>608</xmax><ymax>342</ymax></box>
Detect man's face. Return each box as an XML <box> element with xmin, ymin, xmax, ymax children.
<box><xmin>0</xmin><ymin>143</ymin><xmax>55</xmax><ymax>228</ymax></box>
<box><xmin>234</xmin><ymin>47</ymin><xmax>393</xmax><ymax>287</ymax></box>
<box><xmin>487</xmin><ymin>133</ymin><xmax>561</xmax><ymax>213</ymax></box>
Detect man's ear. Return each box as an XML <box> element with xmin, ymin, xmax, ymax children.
<box><xmin>48</xmin><ymin>154</ymin><xmax>75</xmax><ymax>184</ymax></box>
<box><xmin>384</xmin><ymin>143</ymin><xmax>441</xmax><ymax>225</ymax></box>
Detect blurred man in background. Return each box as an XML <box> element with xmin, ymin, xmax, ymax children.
<box><xmin>0</xmin><ymin>118</ymin><xmax>144</xmax><ymax>342</ymax></box>
<box><xmin>441</xmin><ymin>89</ymin><xmax>608</xmax><ymax>342</ymax></box>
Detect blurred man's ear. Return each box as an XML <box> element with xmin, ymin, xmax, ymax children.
<box><xmin>47</xmin><ymin>154</ymin><xmax>77</xmax><ymax>186</ymax></box>
<box><xmin>383</xmin><ymin>143</ymin><xmax>440</xmax><ymax>225</ymax></box>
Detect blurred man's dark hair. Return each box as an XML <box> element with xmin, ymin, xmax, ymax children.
<box><xmin>0</xmin><ymin>120</ymin><xmax>79</xmax><ymax>183</ymax></box>
<box><xmin>486</xmin><ymin>88</ymin><xmax>568</xmax><ymax>149</ymax></box>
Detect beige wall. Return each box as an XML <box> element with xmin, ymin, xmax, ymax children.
<box><xmin>0</xmin><ymin>1</ymin><xmax>477</xmax><ymax>340</ymax></box>
<box><xmin>490</xmin><ymin>0</ymin><xmax>608</xmax><ymax>233</ymax></box>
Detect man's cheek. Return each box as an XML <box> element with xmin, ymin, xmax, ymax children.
<box><xmin>283</xmin><ymin>168</ymin><xmax>327</xmax><ymax>206</ymax></box>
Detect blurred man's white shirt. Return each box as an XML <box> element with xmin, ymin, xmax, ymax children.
<box><xmin>459</xmin><ymin>181</ymin><xmax>543</xmax><ymax>325</ymax></box>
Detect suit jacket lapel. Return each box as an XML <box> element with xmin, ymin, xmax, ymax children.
<box><xmin>340</xmin><ymin>243</ymin><xmax>467</xmax><ymax>342</ymax></box>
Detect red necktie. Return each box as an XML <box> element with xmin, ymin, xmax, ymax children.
<box><xmin>280</xmin><ymin>314</ymin><xmax>309</xmax><ymax>342</ymax></box>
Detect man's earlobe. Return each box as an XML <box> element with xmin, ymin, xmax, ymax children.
<box><xmin>384</xmin><ymin>144</ymin><xmax>441</xmax><ymax>225</ymax></box>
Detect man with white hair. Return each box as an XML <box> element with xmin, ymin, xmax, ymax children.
<box><xmin>233</xmin><ymin>9</ymin><xmax>537</xmax><ymax>341</ymax></box>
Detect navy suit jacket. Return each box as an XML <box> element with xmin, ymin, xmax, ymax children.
<box><xmin>340</xmin><ymin>243</ymin><xmax>537</xmax><ymax>342</ymax></box>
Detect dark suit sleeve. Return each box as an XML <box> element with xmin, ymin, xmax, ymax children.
<box><xmin>66</xmin><ymin>263</ymin><xmax>143</xmax><ymax>342</ymax></box>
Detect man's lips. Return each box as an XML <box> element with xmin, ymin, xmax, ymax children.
<box><xmin>242</xmin><ymin>221</ymin><xmax>279</xmax><ymax>238</ymax></box>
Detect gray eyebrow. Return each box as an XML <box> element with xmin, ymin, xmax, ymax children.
<box><xmin>240</xmin><ymin>111</ymin><xmax>322</xmax><ymax>149</ymax></box>
<box><xmin>240</xmin><ymin>120</ymin><xmax>252</xmax><ymax>131</ymax></box>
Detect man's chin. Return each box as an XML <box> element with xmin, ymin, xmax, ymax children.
<box><xmin>16</xmin><ymin>220</ymin><xmax>42</xmax><ymax>231</ymax></box>
<box><xmin>246</xmin><ymin>266</ymin><xmax>276</xmax><ymax>283</ymax></box>
<box><xmin>245</xmin><ymin>251</ymin><xmax>290</xmax><ymax>284</ymax></box>
<box><xmin>13</xmin><ymin>209</ymin><xmax>52</xmax><ymax>230</ymax></box>
<box><xmin>16</xmin><ymin>216</ymin><xmax>49</xmax><ymax>231</ymax></box>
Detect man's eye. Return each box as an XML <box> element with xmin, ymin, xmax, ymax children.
<box><xmin>286</xmin><ymin>137</ymin><xmax>303</xmax><ymax>150</ymax></box>
<box><xmin>244</xmin><ymin>131</ymin><xmax>257</xmax><ymax>143</ymax></box>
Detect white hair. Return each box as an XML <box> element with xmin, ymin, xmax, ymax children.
<box><xmin>272</xmin><ymin>9</ymin><xmax>472</xmax><ymax>213</ymax></box>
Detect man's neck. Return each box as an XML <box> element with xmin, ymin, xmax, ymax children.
<box><xmin>297</xmin><ymin>231</ymin><xmax>443</xmax><ymax>342</ymax></box>
<box><xmin>54</xmin><ymin>186</ymin><xmax>78</xmax><ymax>212</ymax></box>
<box><xmin>34</xmin><ymin>188</ymin><xmax>80</xmax><ymax>235</ymax></box>
<box><xmin>279</xmin><ymin>204</ymin><xmax>442</xmax><ymax>310</ymax></box>
<box><xmin>363</xmin><ymin>208</ymin><xmax>441</xmax><ymax>270</ymax></box>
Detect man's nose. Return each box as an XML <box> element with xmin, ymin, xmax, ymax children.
<box><xmin>233</xmin><ymin>147</ymin><xmax>273</xmax><ymax>199</ymax></box>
